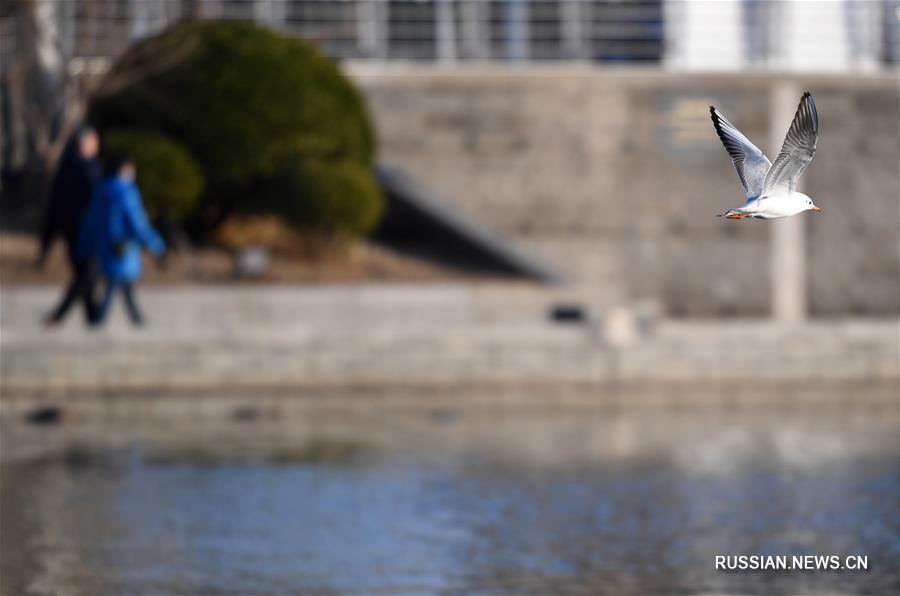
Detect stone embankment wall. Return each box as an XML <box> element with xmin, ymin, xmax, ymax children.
<box><xmin>352</xmin><ymin>67</ymin><xmax>900</xmax><ymax>317</ymax></box>
<box><xmin>1</xmin><ymin>287</ymin><xmax>897</xmax><ymax>395</ymax></box>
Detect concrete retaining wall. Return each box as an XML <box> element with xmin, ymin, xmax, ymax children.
<box><xmin>2</xmin><ymin>286</ymin><xmax>897</xmax><ymax>395</ymax></box>
<box><xmin>351</xmin><ymin>67</ymin><xmax>900</xmax><ymax>316</ymax></box>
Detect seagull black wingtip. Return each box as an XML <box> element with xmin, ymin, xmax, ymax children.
<box><xmin>709</xmin><ymin>106</ymin><xmax>723</xmax><ymax>131</ymax></box>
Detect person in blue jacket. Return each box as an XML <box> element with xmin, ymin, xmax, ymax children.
<box><xmin>79</xmin><ymin>154</ymin><xmax>165</xmax><ymax>326</ymax></box>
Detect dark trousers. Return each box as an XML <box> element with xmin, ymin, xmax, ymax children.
<box><xmin>47</xmin><ymin>244</ymin><xmax>97</xmax><ymax>324</ymax></box>
<box><xmin>97</xmin><ymin>280</ymin><xmax>144</xmax><ymax>325</ymax></box>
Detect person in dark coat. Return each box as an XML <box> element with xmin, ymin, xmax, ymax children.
<box><xmin>39</xmin><ymin>127</ymin><xmax>102</xmax><ymax>325</ymax></box>
<box><xmin>78</xmin><ymin>154</ymin><xmax>165</xmax><ymax>326</ymax></box>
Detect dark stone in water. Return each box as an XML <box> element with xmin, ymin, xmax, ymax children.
<box><xmin>231</xmin><ymin>406</ymin><xmax>261</xmax><ymax>422</ymax></box>
<box><xmin>550</xmin><ymin>303</ymin><xmax>587</xmax><ymax>324</ymax></box>
<box><xmin>428</xmin><ymin>407</ymin><xmax>460</xmax><ymax>424</ymax></box>
<box><xmin>24</xmin><ymin>406</ymin><xmax>62</xmax><ymax>425</ymax></box>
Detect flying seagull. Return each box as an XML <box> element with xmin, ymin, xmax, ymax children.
<box><xmin>710</xmin><ymin>92</ymin><xmax>821</xmax><ymax>219</ymax></box>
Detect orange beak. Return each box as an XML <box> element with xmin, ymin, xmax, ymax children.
<box><xmin>812</xmin><ymin>205</ymin><xmax>822</xmax><ymax>212</ymax></box>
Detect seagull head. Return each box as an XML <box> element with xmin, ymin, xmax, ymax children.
<box><xmin>799</xmin><ymin>193</ymin><xmax>822</xmax><ymax>213</ymax></box>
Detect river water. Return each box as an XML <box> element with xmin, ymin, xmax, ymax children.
<box><xmin>1</xmin><ymin>398</ymin><xmax>898</xmax><ymax>595</ymax></box>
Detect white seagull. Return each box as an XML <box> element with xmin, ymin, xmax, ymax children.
<box><xmin>710</xmin><ymin>91</ymin><xmax>821</xmax><ymax>219</ymax></box>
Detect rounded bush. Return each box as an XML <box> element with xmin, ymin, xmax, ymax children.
<box><xmin>275</xmin><ymin>158</ymin><xmax>384</xmax><ymax>237</ymax></box>
<box><xmin>103</xmin><ymin>129</ymin><xmax>204</xmax><ymax>221</ymax></box>
<box><xmin>89</xmin><ymin>21</ymin><xmax>381</xmax><ymax>237</ymax></box>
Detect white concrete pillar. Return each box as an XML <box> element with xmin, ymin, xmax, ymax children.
<box><xmin>436</xmin><ymin>0</ymin><xmax>458</xmax><ymax>64</ymax></box>
<box><xmin>358</xmin><ymin>0</ymin><xmax>387</xmax><ymax>59</ymax></box>
<box><xmin>504</xmin><ymin>0</ymin><xmax>529</xmax><ymax>62</ymax></box>
<box><xmin>561</xmin><ymin>0</ymin><xmax>587</xmax><ymax>60</ymax></box>
<box><xmin>460</xmin><ymin>0</ymin><xmax>489</xmax><ymax>60</ymax></box>
<box><xmin>845</xmin><ymin>0</ymin><xmax>883</xmax><ymax>71</ymax></box>
<box><xmin>254</xmin><ymin>0</ymin><xmax>286</xmax><ymax>28</ymax></box>
<box><xmin>663</xmin><ymin>0</ymin><xmax>743</xmax><ymax>70</ymax></box>
<box><xmin>777</xmin><ymin>0</ymin><xmax>852</xmax><ymax>72</ymax></box>
<box><xmin>253</xmin><ymin>0</ymin><xmax>271</xmax><ymax>25</ymax></box>
<box><xmin>770</xmin><ymin>81</ymin><xmax>807</xmax><ymax>323</ymax></box>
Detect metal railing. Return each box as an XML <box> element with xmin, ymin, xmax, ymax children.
<box><xmin>2</xmin><ymin>0</ymin><xmax>704</xmax><ymax>68</ymax></box>
<box><xmin>235</xmin><ymin>0</ymin><xmax>666</xmax><ymax>62</ymax></box>
<box><xmin>1</xmin><ymin>0</ymin><xmax>898</xmax><ymax>75</ymax></box>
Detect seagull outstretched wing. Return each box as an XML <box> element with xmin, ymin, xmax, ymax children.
<box><xmin>764</xmin><ymin>92</ymin><xmax>818</xmax><ymax>194</ymax></box>
<box><xmin>709</xmin><ymin>105</ymin><xmax>771</xmax><ymax>199</ymax></box>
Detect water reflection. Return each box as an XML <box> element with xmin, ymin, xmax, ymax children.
<box><xmin>2</xmin><ymin>402</ymin><xmax>898</xmax><ymax>595</ymax></box>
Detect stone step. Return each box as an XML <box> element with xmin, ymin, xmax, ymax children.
<box><xmin>1</xmin><ymin>286</ymin><xmax>896</xmax><ymax>393</ymax></box>
<box><xmin>1</xmin><ymin>284</ymin><xmax>611</xmax><ymax>340</ymax></box>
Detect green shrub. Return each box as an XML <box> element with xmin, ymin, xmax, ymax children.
<box><xmin>89</xmin><ymin>20</ymin><xmax>381</xmax><ymax>237</ymax></box>
<box><xmin>273</xmin><ymin>158</ymin><xmax>384</xmax><ymax>237</ymax></box>
<box><xmin>103</xmin><ymin>129</ymin><xmax>204</xmax><ymax>221</ymax></box>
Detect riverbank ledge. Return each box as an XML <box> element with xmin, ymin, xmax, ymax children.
<box><xmin>1</xmin><ymin>285</ymin><xmax>897</xmax><ymax>397</ymax></box>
